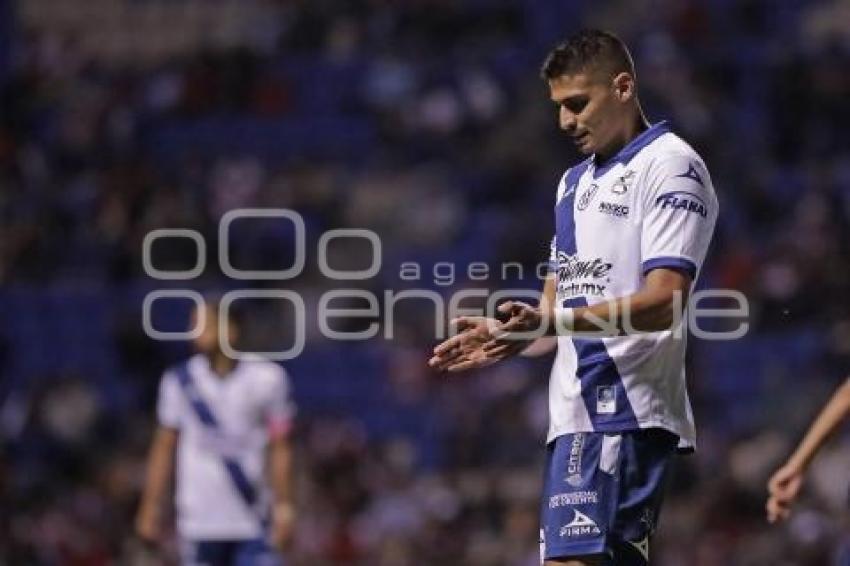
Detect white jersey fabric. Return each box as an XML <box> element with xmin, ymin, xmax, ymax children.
<box><xmin>157</xmin><ymin>354</ymin><xmax>295</xmax><ymax>539</ymax></box>
<box><xmin>547</xmin><ymin>121</ymin><xmax>717</xmax><ymax>450</ymax></box>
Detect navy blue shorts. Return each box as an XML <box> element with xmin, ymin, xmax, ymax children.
<box><xmin>539</xmin><ymin>428</ymin><xmax>679</xmax><ymax>565</ymax></box>
<box><xmin>180</xmin><ymin>538</ymin><xmax>283</xmax><ymax>566</ymax></box>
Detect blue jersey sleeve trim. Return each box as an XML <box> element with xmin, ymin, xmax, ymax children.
<box><xmin>641</xmin><ymin>256</ymin><xmax>697</xmax><ymax>279</ymax></box>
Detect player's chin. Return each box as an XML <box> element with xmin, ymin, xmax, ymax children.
<box><xmin>574</xmin><ymin>140</ymin><xmax>595</xmax><ymax>154</ymax></box>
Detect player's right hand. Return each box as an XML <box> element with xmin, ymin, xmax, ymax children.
<box><xmin>765</xmin><ymin>463</ymin><xmax>803</xmax><ymax>523</ymax></box>
<box><xmin>428</xmin><ymin>316</ymin><xmax>503</xmax><ymax>372</ymax></box>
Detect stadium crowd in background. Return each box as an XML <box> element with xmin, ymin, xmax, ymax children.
<box><xmin>1</xmin><ymin>0</ymin><xmax>849</xmax><ymax>564</ymax></box>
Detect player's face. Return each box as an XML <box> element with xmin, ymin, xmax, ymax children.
<box><xmin>191</xmin><ymin>305</ymin><xmax>237</xmax><ymax>355</ymax></box>
<box><xmin>548</xmin><ymin>71</ymin><xmax>630</xmax><ymax>157</ymax></box>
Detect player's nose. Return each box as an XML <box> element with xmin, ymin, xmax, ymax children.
<box><xmin>559</xmin><ymin>108</ymin><xmax>577</xmax><ymax>132</ymax></box>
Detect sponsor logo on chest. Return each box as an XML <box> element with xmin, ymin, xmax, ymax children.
<box><xmin>598</xmin><ymin>201</ymin><xmax>630</xmax><ymax>218</ymax></box>
<box><xmin>557</xmin><ymin>254</ymin><xmax>613</xmax><ymax>281</ymax></box>
<box><xmin>556</xmin><ymin>253</ymin><xmax>612</xmax><ymax>299</ymax></box>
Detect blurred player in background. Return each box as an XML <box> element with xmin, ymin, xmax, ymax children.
<box><xmin>430</xmin><ymin>29</ymin><xmax>717</xmax><ymax>565</ymax></box>
<box><xmin>136</xmin><ymin>299</ymin><xmax>296</xmax><ymax>565</ymax></box>
<box><xmin>767</xmin><ymin>377</ymin><xmax>850</xmax><ymax>523</ymax></box>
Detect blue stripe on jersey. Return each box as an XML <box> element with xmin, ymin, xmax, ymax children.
<box><xmin>555</xmin><ymin>158</ymin><xmax>592</xmax><ymax>252</ymax></box>
<box><xmin>641</xmin><ymin>256</ymin><xmax>697</xmax><ymax>279</ymax></box>
<box><xmin>555</xmin><ymin>159</ymin><xmax>640</xmax><ymax>431</ymax></box>
<box><xmin>172</xmin><ymin>362</ymin><xmax>259</xmax><ymax>507</ymax></box>
<box><xmin>565</xmin><ymin>297</ymin><xmax>640</xmax><ymax>430</ymax></box>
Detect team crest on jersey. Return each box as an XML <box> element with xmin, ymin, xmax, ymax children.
<box><xmin>610</xmin><ymin>169</ymin><xmax>635</xmax><ymax>194</ymax></box>
<box><xmin>576</xmin><ymin>183</ymin><xmax>599</xmax><ymax>211</ymax></box>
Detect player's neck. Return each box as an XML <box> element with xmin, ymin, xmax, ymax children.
<box><xmin>208</xmin><ymin>351</ymin><xmax>237</xmax><ymax>378</ymax></box>
<box><xmin>596</xmin><ymin>112</ymin><xmax>649</xmax><ymax>165</ymax></box>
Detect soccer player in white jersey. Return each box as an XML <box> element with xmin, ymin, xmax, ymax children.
<box><xmin>429</xmin><ymin>29</ymin><xmax>718</xmax><ymax>565</ymax></box>
<box><xmin>136</xmin><ymin>299</ymin><xmax>296</xmax><ymax>565</ymax></box>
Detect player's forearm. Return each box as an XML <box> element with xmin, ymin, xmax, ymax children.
<box><xmin>550</xmin><ymin>288</ymin><xmax>685</xmax><ymax>335</ymax></box>
<box><xmin>139</xmin><ymin>428</ymin><xmax>178</xmax><ymax>513</ymax></box>
<box><xmin>530</xmin><ymin>276</ymin><xmax>561</xmax><ymax>347</ymax></box>
<box><xmin>268</xmin><ymin>438</ymin><xmax>294</xmax><ymax>505</ymax></box>
<box><xmin>786</xmin><ymin>379</ymin><xmax>850</xmax><ymax>471</ymax></box>
<box><xmin>584</xmin><ymin>289</ymin><xmax>680</xmax><ymax>332</ymax></box>
<box><xmin>520</xmin><ymin>336</ymin><xmax>557</xmax><ymax>357</ymax></box>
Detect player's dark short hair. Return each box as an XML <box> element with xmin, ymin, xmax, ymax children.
<box><xmin>540</xmin><ymin>29</ymin><xmax>635</xmax><ymax>82</ymax></box>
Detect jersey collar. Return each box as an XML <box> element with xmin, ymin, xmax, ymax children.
<box><xmin>196</xmin><ymin>353</ymin><xmax>242</xmax><ymax>380</ymax></box>
<box><xmin>592</xmin><ymin>120</ymin><xmax>670</xmax><ymax>178</ymax></box>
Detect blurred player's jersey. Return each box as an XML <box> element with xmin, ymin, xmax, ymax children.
<box><xmin>547</xmin><ymin>121</ymin><xmax>717</xmax><ymax>450</ymax></box>
<box><xmin>157</xmin><ymin>354</ymin><xmax>295</xmax><ymax>539</ymax></box>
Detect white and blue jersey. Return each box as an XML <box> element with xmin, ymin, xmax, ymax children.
<box><xmin>158</xmin><ymin>354</ymin><xmax>295</xmax><ymax>541</ymax></box>
<box><xmin>547</xmin><ymin>121</ymin><xmax>718</xmax><ymax>450</ymax></box>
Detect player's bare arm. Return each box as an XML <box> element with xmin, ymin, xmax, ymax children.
<box><xmin>430</xmin><ymin>267</ymin><xmax>691</xmax><ymax>372</ymax></box>
<box><xmin>135</xmin><ymin>426</ymin><xmax>179</xmax><ymax>543</ymax></box>
<box><xmin>519</xmin><ymin>274</ymin><xmax>558</xmax><ymax>357</ymax></box>
<box><xmin>268</xmin><ymin>434</ymin><xmax>296</xmax><ymax>549</ymax></box>
<box><xmin>766</xmin><ymin>378</ymin><xmax>850</xmax><ymax>523</ymax></box>
<box><xmin>506</xmin><ymin>267</ymin><xmax>690</xmax><ymax>335</ymax></box>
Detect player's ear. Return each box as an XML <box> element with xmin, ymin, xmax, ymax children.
<box><xmin>612</xmin><ymin>72</ymin><xmax>635</xmax><ymax>103</ymax></box>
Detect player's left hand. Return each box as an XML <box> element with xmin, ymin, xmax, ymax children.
<box><xmin>477</xmin><ymin>300</ymin><xmax>545</xmax><ymax>357</ymax></box>
<box><xmin>428</xmin><ymin>316</ymin><xmax>503</xmax><ymax>372</ymax></box>
<box><xmin>491</xmin><ymin>301</ymin><xmax>545</xmax><ymax>336</ymax></box>
<box><xmin>270</xmin><ymin>502</ymin><xmax>296</xmax><ymax>550</ymax></box>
